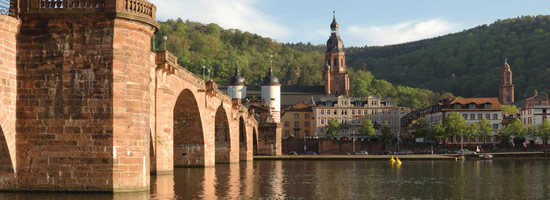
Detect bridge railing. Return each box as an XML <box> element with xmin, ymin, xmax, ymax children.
<box><xmin>0</xmin><ymin>0</ymin><xmax>17</xmax><ymax>17</ymax></box>
<box><xmin>20</xmin><ymin>0</ymin><xmax>157</xmax><ymax>29</ymax></box>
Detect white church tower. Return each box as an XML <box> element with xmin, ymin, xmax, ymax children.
<box><xmin>261</xmin><ymin>59</ymin><xmax>281</xmax><ymax>123</ymax></box>
<box><xmin>227</xmin><ymin>62</ymin><xmax>246</xmax><ymax>100</ymax></box>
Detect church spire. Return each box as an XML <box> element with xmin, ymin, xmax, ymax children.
<box><xmin>330</xmin><ymin>10</ymin><xmax>339</xmax><ymax>32</ymax></box>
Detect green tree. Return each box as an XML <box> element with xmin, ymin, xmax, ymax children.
<box><xmin>501</xmin><ymin>105</ymin><xmax>520</xmax><ymax>115</ymax></box>
<box><xmin>537</xmin><ymin>119</ymin><xmax>550</xmax><ymax>146</ymax></box>
<box><xmin>466</xmin><ymin>122</ymin><xmax>480</xmax><ymax>145</ymax></box>
<box><xmin>412</xmin><ymin>117</ymin><xmax>430</xmax><ymax>139</ymax></box>
<box><xmin>326</xmin><ymin>119</ymin><xmax>341</xmax><ymax>137</ymax></box>
<box><xmin>359</xmin><ymin>119</ymin><xmax>376</xmax><ymax>137</ymax></box>
<box><xmin>508</xmin><ymin>118</ymin><xmax>526</xmax><ymax>138</ymax></box>
<box><xmin>498</xmin><ymin>125</ymin><xmax>513</xmax><ymax>144</ymax></box>
<box><xmin>380</xmin><ymin>123</ymin><xmax>393</xmax><ymax>143</ymax></box>
<box><xmin>478</xmin><ymin>118</ymin><xmax>492</xmax><ymax>144</ymax></box>
<box><xmin>443</xmin><ymin>112</ymin><xmax>468</xmax><ymax>150</ymax></box>
<box><xmin>380</xmin><ymin>123</ymin><xmax>393</xmax><ymax>151</ymax></box>
<box><xmin>432</xmin><ymin>122</ymin><xmax>447</xmax><ymax>144</ymax></box>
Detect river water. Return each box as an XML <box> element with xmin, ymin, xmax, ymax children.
<box><xmin>2</xmin><ymin>159</ymin><xmax>550</xmax><ymax>199</ymax></box>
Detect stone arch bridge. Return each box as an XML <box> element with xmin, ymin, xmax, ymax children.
<box><xmin>0</xmin><ymin>0</ymin><xmax>280</xmax><ymax>193</ymax></box>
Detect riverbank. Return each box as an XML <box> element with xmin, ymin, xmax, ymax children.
<box><xmin>254</xmin><ymin>152</ymin><xmax>550</xmax><ymax>160</ymax></box>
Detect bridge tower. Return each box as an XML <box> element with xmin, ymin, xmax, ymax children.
<box><xmin>12</xmin><ymin>0</ymin><xmax>159</xmax><ymax>192</ymax></box>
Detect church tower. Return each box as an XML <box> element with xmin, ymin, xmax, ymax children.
<box><xmin>499</xmin><ymin>59</ymin><xmax>514</xmax><ymax>104</ymax></box>
<box><xmin>324</xmin><ymin>11</ymin><xmax>350</xmax><ymax>96</ymax></box>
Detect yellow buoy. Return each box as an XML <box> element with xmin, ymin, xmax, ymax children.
<box><xmin>390</xmin><ymin>156</ymin><xmax>395</xmax><ymax>163</ymax></box>
<box><xmin>396</xmin><ymin>156</ymin><xmax>402</xmax><ymax>165</ymax></box>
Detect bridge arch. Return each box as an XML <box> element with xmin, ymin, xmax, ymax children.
<box><xmin>173</xmin><ymin>89</ymin><xmax>205</xmax><ymax>167</ymax></box>
<box><xmin>253</xmin><ymin>127</ymin><xmax>259</xmax><ymax>156</ymax></box>
<box><xmin>0</xmin><ymin>125</ymin><xmax>13</xmax><ymax>174</ymax></box>
<box><xmin>215</xmin><ymin>105</ymin><xmax>231</xmax><ymax>163</ymax></box>
<box><xmin>239</xmin><ymin>116</ymin><xmax>247</xmax><ymax>161</ymax></box>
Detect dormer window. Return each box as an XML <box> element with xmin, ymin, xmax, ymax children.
<box><xmin>453</xmin><ymin>104</ymin><xmax>461</xmax><ymax>109</ymax></box>
<box><xmin>468</xmin><ymin>104</ymin><xmax>476</xmax><ymax>109</ymax></box>
<box><xmin>483</xmin><ymin>104</ymin><xmax>492</xmax><ymax>109</ymax></box>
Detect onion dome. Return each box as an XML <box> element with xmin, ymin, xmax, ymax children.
<box><xmin>326</xmin><ymin>12</ymin><xmax>344</xmax><ymax>52</ymax></box>
<box><xmin>229</xmin><ymin>62</ymin><xmax>245</xmax><ymax>86</ymax></box>
<box><xmin>262</xmin><ymin>60</ymin><xmax>280</xmax><ymax>85</ymax></box>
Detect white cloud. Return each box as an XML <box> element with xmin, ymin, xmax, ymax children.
<box><xmin>149</xmin><ymin>0</ymin><xmax>291</xmax><ymax>39</ymax></box>
<box><xmin>346</xmin><ymin>19</ymin><xmax>458</xmax><ymax>46</ymax></box>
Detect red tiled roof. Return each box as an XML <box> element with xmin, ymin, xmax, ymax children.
<box><xmin>442</xmin><ymin>97</ymin><xmax>501</xmax><ymax>111</ymax></box>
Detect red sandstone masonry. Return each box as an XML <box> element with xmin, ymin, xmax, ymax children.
<box><xmin>0</xmin><ymin>15</ymin><xmax>18</xmax><ymax>189</ymax></box>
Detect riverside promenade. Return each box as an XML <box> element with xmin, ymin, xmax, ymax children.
<box><xmin>254</xmin><ymin>152</ymin><xmax>550</xmax><ymax>160</ymax></box>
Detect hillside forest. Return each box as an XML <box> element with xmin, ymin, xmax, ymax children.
<box><xmin>153</xmin><ymin>16</ymin><xmax>550</xmax><ymax>109</ymax></box>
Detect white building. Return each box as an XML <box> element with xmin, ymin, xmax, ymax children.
<box><xmin>313</xmin><ymin>95</ymin><xmax>400</xmax><ymax>139</ymax></box>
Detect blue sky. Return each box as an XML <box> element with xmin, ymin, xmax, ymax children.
<box><xmin>149</xmin><ymin>0</ymin><xmax>550</xmax><ymax>47</ymax></box>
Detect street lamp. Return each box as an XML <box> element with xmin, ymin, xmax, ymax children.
<box><xmin>352</xmin><ymin>130</ymin><xmax>356</xmax><ymax>153</ymax></box>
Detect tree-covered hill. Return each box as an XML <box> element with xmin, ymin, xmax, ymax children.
<box><xmin>345</xmin><ymin>15</ymin><xmax>550</xmax><ymax>100</ymax></box>
<box><xmin>153</xmin><ymin>18</ymin><xmax>451</xmax><ymax>109</ymax></box>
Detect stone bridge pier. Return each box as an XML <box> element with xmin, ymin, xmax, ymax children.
<box><xmin>0</xmin><ymin>0</ymin><xmax>259</xmax><ymax>193</ymax></box>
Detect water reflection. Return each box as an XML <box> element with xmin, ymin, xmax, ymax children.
<box><xmin>3</xmin><ymin>159</ymin><xmax>550</xmax><ymax>199</ymax></box>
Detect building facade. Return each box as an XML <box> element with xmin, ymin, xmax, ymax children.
<box><xmin>281</xmin><ymin>102</ymin><xmax>315</xmax><ymax>139</ymax></box>
<box><xmin>401</xmin><ymin>97</ymin><xmax>503</xmax><ymax>144</ymax></box>
<box><xmin>521</xmin><ymin>90</ymin><xmax>550</xmax><ymax>127</ymax></box>
<box><xmin>313</xmin><ymin>96</ymin><xmax>400</xmax><ymax>139</ymax></box>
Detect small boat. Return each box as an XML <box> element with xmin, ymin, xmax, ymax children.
<box><xmin>479</xmin><ymin>154</ymin><xmax>494</xmax><ymax>159</ymax></box>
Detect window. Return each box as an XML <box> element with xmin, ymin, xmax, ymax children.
<box><xmin>320</xmin><ymin>119</ymin><xmax>325</xmax><ymax>124</ymax></box>
<box><xmin>305</xmin><ymin>130</ymin><xmax>310</xmax><ymax>137</ymax></box>
<box><xmin>470</xmin><ymin>114</ymin><xmax>475</xmax><ymax>120</ymax></box>
<box><xmin>327</xmin><ymin>110</ymin><xmax>331</xmax><ymax>115</ymax></box>
<box><xmin>469</xmin><ymin>104</ymin><xmax>476</xmax><ymax>109</ymax></box>
<box><xmin>493</xmin><ymin>114</ymin><xmax>498</xmax><ymax>120</ymax></box>
<box><xmin>478</xmin><ymin>114</ymin><xmax>483</xmax><ymax>120</ymax></box>
<box><xmin>334</xmin><ymin>110</ymin><xmax>337</xmax><ymax>115</ymax></box>
<box><xmin>284</xmin><ymin>121</ymin><xmax>289</xmax><ymax>127</ymax></box>
<box><xmin>320</xmin><ymin>110</ymin><xmax>324</xmax><ymax>115</ymax></box>
<box><xmin>284</xmin><ymin>130</ymin><xmax>290</xmax><ymax>137</ymax></box>
<box><xmin>305</xmin><ymin>113</ymin><xmax>310</xmax><ymax>118</ymax></box>
<box><xmin>294</xmin><ymin>121</ymin><xmax>299</xmax><ymax>127</ymax></box>
<box><xmin>352</xmin><ymin>110</ymin><xmax>355</xmax><ymax>115</ymax></box>
<box><xmin>358</xmin><ymin>110</ymin><xmax>362</xmax><ymax>115</ymax></box>
<box><xmin>484</xmin><ymin>104</ymin><xmax>492</xmax><ymax>109</ymax></box>
<box><xmin>341</xmin><ymin>110</ymin><xmax>345</xmax><ymax>115</ymax></box>
<box><xmin>454</xmin><ymin>104</ymin><xmax>461</xmax><ymax>109</ymax></box>
<box><xmin>486</xmin><ymin>114</ymin><xmax>490</xmax><ymax>120</ymax></box>
<box><xmin>492</xmin><ymin>124</ymin><xmax>498</xmax><ymax>129</ymax></box>
<box><xmin>294</xmin><ymin>113</ymin><xmax>299</xmax><ymax>119</ymax></box>
<box><xmin>320</xmin><ymin>128</ymin><xmax>325</xmax><ymax>133</ymax></box>
<box><xmin>463</xmin><ymin>114</ymin><xmax>467</xmax><ymax>119</ymax></box>
<box><xmin>305</xmin><ymin>121</ymin><xmax>310</xmax><ymax>127</ymax></box>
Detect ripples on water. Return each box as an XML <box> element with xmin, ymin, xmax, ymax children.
<box><xmin>2</xmin><ymin>159</ymin><xmax>550</xmax><ymax>199</ymax></box>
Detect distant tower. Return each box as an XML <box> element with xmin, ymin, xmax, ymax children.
<box><xmin>228</xmin><ymin>61</ymin><xmax>246</xmax><ymax>99</ymax></box>
<box><xmin>499</xmin><ymin>58</ymin><xmax>514</xmax><ymax>104</ymax></box>
<box><xmin>261</xmin><ymin>58</ymin><xmax>281</xmax><ymax>123</ymax></box>
<box><xmin>324</xmin><ymin>11</ymin><xmax>350</xmax><ymax>96</ymax></box>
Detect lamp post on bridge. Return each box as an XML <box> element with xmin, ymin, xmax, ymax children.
<box><xmin>293</xmin><ymin>127</ymin><xmax>304</xmax><ymax>153</ymax></box>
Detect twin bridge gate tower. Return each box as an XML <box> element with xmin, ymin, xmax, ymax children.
<box><xmin>0</xmin><ymin>0</ymin><xmax>281</xmax><ymax>193</ymax></box>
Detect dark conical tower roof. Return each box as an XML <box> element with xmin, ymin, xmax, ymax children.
<box><xmin>229</xmin><ymin>61</ymin><xmax>245</xmax><ymax>85</ymax></box>
<box><xmin>330</xmin><ymin>13</ymin><xmax>339</xmax><ymax>31</ymax></box>
<box><xmin>262</xmin><ymin>59</ymin><xmax>280</xmax><ymax>85</ymax></box>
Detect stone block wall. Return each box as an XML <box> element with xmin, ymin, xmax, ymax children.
<box><xmin>0</xmin><ymin>15</ymin><xmax>18</xmax><ymax>189</ymax></box>
<box><xmin>16</xmin><ymin>15</ymin><xmax>116</xmax><ymax>191</ymax></box>
<box><xmin>111</xmin><ymin>18</ymin><xmax>155</xmax><ymax>192</ymax></box>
